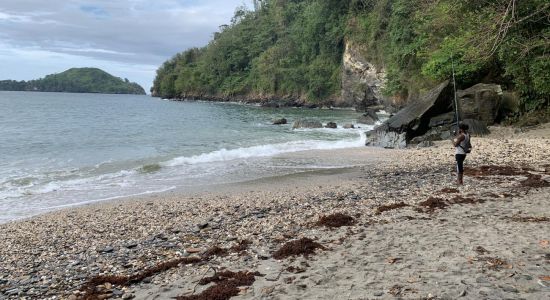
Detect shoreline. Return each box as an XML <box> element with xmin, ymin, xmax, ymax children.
<box><xmin>1</xmin><ymin>125</ymin><xmax>549</xmax><ymax>299</ymax></box>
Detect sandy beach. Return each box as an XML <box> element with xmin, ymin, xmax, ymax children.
<box><xmin>1</xmin><ymin>124</ymin><xmax>549</xmax><ymax>300</ymax></box>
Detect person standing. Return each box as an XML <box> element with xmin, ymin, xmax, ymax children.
<box><xmin>453</xmin><ymin>123</ymin><xmax>470</xmax><ymax>185</ymax></box>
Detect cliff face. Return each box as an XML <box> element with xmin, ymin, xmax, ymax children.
<box><xmin>338</xmin><ymin>42</ymin><xmax>386</xmax><ymax>111</ymax></box>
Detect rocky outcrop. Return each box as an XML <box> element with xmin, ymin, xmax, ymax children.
<box><xmin>365</xmin><ymin>81</ymin><xmax>452</xmax><ymax>148</ymax></box>
<box><xmin>325</xmin><ymin>122</ymin><xmax>338</xmax><ymax>129</ymax></box>
<box><xmin>458</xmin><ymin>84</ymin><xmax>502</xmax><ymax>125</ymax></box>
<box><xmin>365</xmin><ymin>124</ymin><xmax>407</xmax><ymax>149</ymax></box>
<box><xmin>272</xmin><ymin>118</ymin><xmax>287</xmax><ymax>125</ymax></box>
<box><xmin>292</xmin><ymin>119</ymin><xmax>323</xmax><ymax>129</ymax></box>
<box><xmin>339</xmin><ymin>42</ymin><xmax>386</xmax><ymax>111</ymax></box>
<box><xmin>357</xmin><ymin>109</ymin><xmax>380</xmax><ymax>125</ymax></box>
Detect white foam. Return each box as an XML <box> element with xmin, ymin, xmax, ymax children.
<box><xmin>164</xmin><ymin>132</ymin><xmax>366</xmax><ymax>167</ymax></box>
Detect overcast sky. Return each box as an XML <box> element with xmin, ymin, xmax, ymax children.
<box><xmin>0</xmin><ymin>0</ymin><xmax>251</xmax><ymax>93</ymax></box>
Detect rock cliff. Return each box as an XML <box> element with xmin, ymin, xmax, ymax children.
<box><xmin>338</xmin><ymin>42</ymin><xmax>386</xmax><ymax>111</ymax></box>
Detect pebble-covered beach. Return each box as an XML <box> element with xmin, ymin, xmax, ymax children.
<box><xmin>1</xmin><ymin>124</ymin><xmax>549</xmax><ymax>300</ymax></box>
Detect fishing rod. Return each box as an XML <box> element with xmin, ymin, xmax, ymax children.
<box><xmin>451</xmin><ymin>52</ymin><xmax>460</xmax><ymax>133</ymax></box>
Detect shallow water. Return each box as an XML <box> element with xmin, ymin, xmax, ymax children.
<box><xmin>0</xmin><ymin>91</ymin><xmax>376</xmax><ymax>222</ymax></box>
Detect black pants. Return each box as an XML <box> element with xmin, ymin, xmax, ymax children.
<box><xmin>456</xmin><ymin>154</ymin><xmax>466</xmax><ymax>173</ymax></box>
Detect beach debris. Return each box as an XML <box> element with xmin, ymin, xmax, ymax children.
<box><xmin>286</xmin><ymin>266</ymin><xmax>306</xmax><ymax>274</ymax></box>
<box><xmin>375</xmin><ymin>202</ymin><xmax>409</xmax><ymax>215</ymax></box>
<box><xmin>388</xmin><ymin>285</ymin><xmax>403</xmax><ymax>296</ymax></box>
<box><xmin>417</xmin><ymin>197</ymin><xmax>448</xmax><ymax>212</ymax></box>
<box><xmin>478</xmin><ymin>257</ymin><xmax>510</xmax><ymax>271</ymax></box>
<box><xmin>230</xmin><ymin>239</ymin><xmax>252</xmax><ymax>253</ymax></box>
<box><xmin>504</xmin><ymin>215</ymin><xmax>549</xmax><ymax>222</ymax></box>
<box><xmin>177</xmin><ymin>270</ymin><xmax>262</xmax><ymax>300</ymax></box>
<box><xmin>520</xmin><ymin>174</ymin><xmax>550</xmax><ymax>188</ymax></box>
<box><xmin>474</xmin><ymin>246</ymin><xmax>490</xmax><ymax>255</ymax></box>
<box><xmin>539</xmin><ymin>240</ymin><xmax>549</xmax><ymax>248</ymax></box>
<box><xmin>273</xmin><ymin>238</ymin><xmax>325</xmax><ymax>259</ymax></box>
<box><xmin>440</xmin><ymin>187</ymin><xmax>460</xmax><ymax>194</ymax></box>
<box><xmin>315</xmin><ymin>213</ymin><xmax>355</xmax><ymax>228</ymax></box>
<box><xmin>450</xmin><ymin>195</ymin><xmax>484</xmax><ymax>205</ymax></box>
<box><xmin>385</xmin><ymin>257</ymin><xmax>402</xmax><ymax>264</ymax></box>
<box><xmin>202</xmin><ymin>246</ymin><xmax>229</xmax><ymax>259</ymax></box>
<box><xmin>81</xmin><ymin>257</ymin><xmax>201</xmax><ymax>299</ymax></box>
<box><xmin>465</xmin><ymin>165</ymin><xmax>531</xmax><ymax>177</ymax></box>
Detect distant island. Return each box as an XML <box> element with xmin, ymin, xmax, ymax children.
<box><xmin>0</xmin><ymin>68</ymin><xmax>146</xmax><ymax>95</ymax></box>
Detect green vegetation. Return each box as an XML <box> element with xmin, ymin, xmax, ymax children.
<box><xmin>152</xmin><ymin>0</ymin><xmax>549</xmax><ymax>112</ymax></box>
<box><xmin>0</xmin><ymin>68</ymin><xmax>145</xmax><ymax>95</ymax></box>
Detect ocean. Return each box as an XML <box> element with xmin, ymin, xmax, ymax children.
<box><xmin>0</xmin><ymin>91</ymin><xmax>376</xmax><ymax>223</ymax></box>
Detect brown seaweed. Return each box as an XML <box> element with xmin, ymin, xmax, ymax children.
<box><xmin>316</xmin><ymin>213</ymin><xmax>355</xmax><ymax>227</ymax></box>
<box><xmin>272</xmin><ymin>238</ymin><xmax>325</xmax><ymax>260</ymax></box>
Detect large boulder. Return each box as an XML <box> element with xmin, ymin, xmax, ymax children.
<box><xmin>365</xmin><ymin>124</ymin><xmax>407</xmax><ymax>149</ymax></box>
<box><xmin>292</xmin><ymin>119</ymin><xmax>323</xmax><ymax>129</ymax></box>
<box><xmin>338</xmin><ymin>42</ymin><xmax>386</xmax><ymax>111</ymax></box>
<box><xmin>429</xmin><ymin>112</ymin><xmax>456</xmax><ymax>128</ymax></box>
<box><xmin>458</xmin><ymin>83</ymin><xmax>502</xmax><ymax>125</ymax></box>
<box><xmin>365</xmin><ymin>81</ymin><xmax>452</xmax><ymax>148</ymax></box>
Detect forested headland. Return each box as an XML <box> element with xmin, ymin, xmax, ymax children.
<box><xmin>0</xmin><ymin>68</ymin><xmax>146</xmax><ymax>95</ymax></box>
<box><xmin>152</xmin><ymin>0</ymin><xmax>548</xmax><ymax>114</ymax></box>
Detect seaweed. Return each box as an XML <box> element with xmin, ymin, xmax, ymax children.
<box><xmin>316</xmin><ymin>213</ymin><xmax>355</xmax><ymax>227</ymax></box>
<box><xmin>450</xmin><ymin>196</ymin><xmax>485</xmax><ymax>205</ymax></box>
<box><xmin>417</xmin><ymin>197</ymin><xmax>448</xmax><ymax>212</ymax></box>
<box><xmin>81</xmin><ymin>257</ymin><xmax>201</xmax><ymax>299</ymax></box>
<box><xmin>272</xmin><ymin>238</ymin><xmax>325</xmax><ymax>260</ymax></box>
<box><xmin>440</xmin><ymin>187</ymin><xmax>460</xmax><ymax>194</ymax></box>
<box><xmin>465</xmin><ymin>165</ymin><xmax>530</xmax><ymax>177</ymax></box>
<box><xmin>375</xmin><ymin>202</ymin><xmax>409</xmax><ymax>215</ymax></box>
<box><xmin>177</xmin><ymin>270</ymin><xmax>262</xmax><ymax>300</ymax></box>
<box><xmin>230</xmin><ymin>240</ymin><xmax>252</xmax><ymax>253</ymax></box>
<box><xmin>202</xmin><ymin>246</ymin><xmax>228</xmax><ymax>259</ymax></box>
<box><xmin>520</xmin><ymin>174</ymin><xmax>550</xmax><ymax>188</ymax></box>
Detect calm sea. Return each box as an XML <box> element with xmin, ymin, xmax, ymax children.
<box><xmin>0</xmin><ymin>91</ymin><xmax>375</xmax><ymax>223</ymax></box>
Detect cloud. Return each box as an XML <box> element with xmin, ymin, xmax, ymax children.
<box><xmin>0</xmin><ymin>0</ymin><xmax>251</xmax><ymax>92</ymax></box>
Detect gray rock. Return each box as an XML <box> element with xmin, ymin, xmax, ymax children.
<box><xmin>272</xmin><ymin>118</ymin><xmax>287</xmax><ymax>125</ymax></box>
<box><xmin>124</xmin><ymin>242</ymin><xmax>138</xmax><ymax>249</ymax></box>
<box><xmin>325</xmin><ymin>122</ymin><xmax>337</xmax><ymax>129</ymax></box>
<box><xmin>373</xmin><ymin>291</ymin><xmax>384</xmax><ymax>297</ymax></box>
<box><xmin>292</xmin><ymin>119</ymin><xmax>323</xmax><ymax>129</ymax></box>
<box><xmin>112</xmin><ymin>289</ymin><xmax>124</xmax><ymax>296</ymax></box>
<box><xmin>365</xmin><ymin>124</ymin><xmax>407</xmax><ymax>149</ymax></box>
<box><xmin>458</xmin><ymin>83</ymin><xmax>502</xmax><ymax>125</ymax></box>
<box><xmin>197</xmin><ymin>222</ymin><xmax>209</xmax><ymax>230</ymax></box>
<box><xmin>358</xmin><ymin>114</ymin><xmax>377</xmax><ymax>125</ymax></box>
<box><xmin>365</xmin><ymin>81</ymin><xmax>451</xmax><ymax>148</ymax></box>
<box><xmin>343</xmin><ymin>124</ymin><xmax>355</xmax><ymax>129</ymax></box>
<box><xmin>5</xmin><ymin>289</ymin><xmax>19</xmax><ymax>296</ymax></box>
<box><xmin>99</xmin><ymin>246</ymin><xmax>114</xmax><ymax>253</ymax></box>
<box><xmin>429</xmin><ymin>112</ymin><xmax>456</xmax><ymax>128</ymax></box>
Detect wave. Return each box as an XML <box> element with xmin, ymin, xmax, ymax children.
<box><xmin>164</xmin><ymin>131</ymin><xmax>366</xmax><ymax>167</ymax></box>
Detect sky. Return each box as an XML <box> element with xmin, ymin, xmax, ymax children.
<box><xmin>0</xmin><ymin>0</ymin><xmax>251</xmax><ymax>93</ymax></box>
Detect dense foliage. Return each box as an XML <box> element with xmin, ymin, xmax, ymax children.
<box><xmin>0</xmin><ymin>68</ymin><xmax>145</xmax><ymax>95</ymax></box>
<box><xmin>153</xmin><ymin>0</ymin><xmax>549</xmax><ymax>111</ymax></box>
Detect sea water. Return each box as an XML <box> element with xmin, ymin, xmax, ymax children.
<box><xmin>0</xmin><ymin>91</ymin><xmax>376</xmax><ymax>223</ymax></box>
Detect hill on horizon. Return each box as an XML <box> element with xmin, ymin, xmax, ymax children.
<box><xmin>0</xmin><ymin>68</ymin><xmax>146</xmax><ymax>95</ymax></box>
